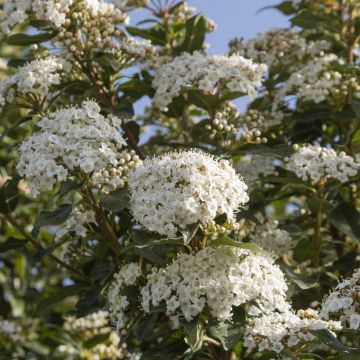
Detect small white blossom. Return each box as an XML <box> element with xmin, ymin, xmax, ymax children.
<box><xmin>107</xmin><ymin>263</ymin><xmax>142</xmax><ymax>331</ymax></box>
<box><xmin>128</xmin><ymin>150</ymin><xmax>249</xmax><ymax>237</ymax></box>
<box><xmin>250</xmin><ymin>220</ymin><xmax>294</xmax><ymax>256</ymax></box>
<box><xmin>230</xmin><ymin>28</ymin><xmax>329</xmax><ymax>69</ymax></box>
<box><xmin>245</xmin><ymin>308</ymin><xmax>342</xmax><ymax>354</ymax></box>
<box><xmin>320</xmin><ymin>268</ymin><xmax>360</xmax><ymax>330</ymax></box>
<box><xmin>0</xmin><ymin>56</ymin><xmax>71</xmax><ymax>111</ymax></box>
<box><xmin>152</xmin><ymin>51</ymin><xmax>267</xmax><ymax>110</ymax></box>
<box><xmin>141</xmin><ymin>246</ymin><xmax>290</xmax><ymax>322</ymax></box>
<box><xmin>17</xmin><ymin>100</ymin><xmax>127</xmax><ymax>196</ymax></box>
<box><xmin>286</xmin><ymin>144</ymin><xmax>359</xmax><ymax>184</ymax></box>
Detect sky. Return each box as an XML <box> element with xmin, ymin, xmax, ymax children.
<box><xmin>130</xmin><ymin>0</ymin><xmax>290</xmax><ymax>53</ymax></box>
<box><xmin>128</xmin><ymin>1</ymin><xmax>291</xmax><ymax>142</ymax></box>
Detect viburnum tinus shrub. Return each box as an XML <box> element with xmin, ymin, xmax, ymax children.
<box><xmin>1</xmin><ymin>0</ymin><xmax>360</xmax><ymax>359</ymax></box>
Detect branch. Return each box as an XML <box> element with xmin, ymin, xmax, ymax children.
<box><xmin>3</xmin><ymin>213</ymin><xmax>90</xmax><ymax>283</ymax></box>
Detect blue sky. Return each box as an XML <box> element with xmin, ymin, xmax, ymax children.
<box><xmin>130</xmin><ymin>1</ymin><xmax>290</xmax><ymax>53</ymax></box>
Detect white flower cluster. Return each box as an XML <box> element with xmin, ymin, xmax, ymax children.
<box><xmin>56</xmin><ymin>206</ymin><xmax>96</xmax><ymax>241</ymax></box>
<box><xmin>120</xmin><ymin>37</ymin><xmax>157</xmax><ymax>60</ymax></box>
<box><xmin>58</xmin><ymin>311</ymin><xmax>129</xmax><ymax>359</ymax></box>
<box><xmin>249</xmin><ymin>220</ymin><xmax>293</xmax><ymax>256</ymax></box>
<box><xmin>128</xmin><ymin>151</ymin><xmax>249</xmax><ymax>237</ymax></box>
<box><xmin>229</xmin><ymin>28</ymin><xmax>329</xmax><ymax>69</ymax></box>
<box><xmin>245</xmin><ymin>308</ymin><xmax>341</xmax><ymax>354</ymax></box>
<box><xmin>0</xmin><ymin>56</ymin><xmax>71</xmax><ymax>111</ymax></box>
<box><xmin>152</xmin><ymin>51</ymin><xmax>267</xmax><ymax>110</ymax></box>
<box><xmin>275</xmin><ymin>54</ymin><xmax>359</xmax><ymax>108</ymax></box>
<box><xmin>0</xmin><ymin>0</ymin><xmax>74</xmax><ymax>33</ymax></box>
<box><xmin>17</xmin><ymin>100</ymin><xmax>127</xmax><ymax>196</ymax></box>
<box><xmin>91</xmin><ymin>150</ymin><xmax>140</xmax><ymax>192</ymax></box>
<box><xmin>141</xmin><ymin>246</ymin><xmax>289</xmax><ymax>322</ymax></box>
<box><xmin>107</xmin><ymin>263</ymin><xmax>142</xmax><ymax>331</ymax></box>
<box><xmin>286</xmin><ymin>144</ymin><xmax>359</xmax><ymax>184</ymax></box>
<box><xmin>320</xmin><ymin>268</ymin><xmax>360</xmax><ymax>330</ymax></box>
<box><xmin>235</xmin><ymin>154</ymin><xmax>276</xmax><ymax>188</ymax></box>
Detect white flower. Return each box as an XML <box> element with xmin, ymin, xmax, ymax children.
<box><xmin>286</xmin><ymin>144</ymin><xmax>359</xmax><ymax>184</ymax></box>
<box><xmin>0</xmin><ymin>0</ymin><xmax>74</xmax><ymax>33</ymax></box>
<box><xmin>249</xmin><ymin>220</ymin><xmax>294</xmax><ymax>256</ymax></box>
<box><xmin>16</xmin><ymin>100</ymin><xmax>127</xmax><ymax>196</ymax></box>
<box><xmin>0</xmin><ymin>56</ymin><xmax>71</xmax><ymax>111</ymax></box>
<box><xmin>320</xmin><ymin>268</ymin><xmax>360</xmax><ymax>330</ymax></box>
<box><xmin>274</xmin><ymin>54</ymin><xmax>360</xmax><ymax>109</ymax></box>
<box><xmin>152</xmin><ymin>51</ymin><xmax>267</xmax><ymax>110</ymax></box>
<box><xmin>128</xmin><ymin>150</ymin><xmax>249</xmax><ymax>237</ymax></box>
<box><xmin>245</xmin><ymin>308</ymin><xmax>341</xmax><ymax>354</ymax></box>
<box><xmin>230</xmin><ymin>28</ymin><xmax>329</xmax><ymax>69</ymax></box>
<box><xmin>235</xmin><ymin>154</ymin><xmax>276</xmax><ymax>188</ymax></box>
<box><xmin>107</xmin><ymin>263</ymin><xmax>142</xmax><ymax>331</ymax></box>
<box><xmin>140</xmin><ymin>246</ymin><xmax>289</xmax><ymax>322</ymax></box>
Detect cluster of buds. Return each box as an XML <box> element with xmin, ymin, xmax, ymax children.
<box><xmin>205</xmin><ymin>102</ymin><xmax>239</xmax><ymax>143</ymax></box>
<box><xmin>91</xmin><ymin>150</ymin><xmax>140</xmax><ymax>192</ymax></box>
<box><xmin>204</xmin><ymin>218</ymin><xmax>241</xmax><ymax>237</ymax></box>
<box><xmin>56</xmin><ymin>1</ymin><xmax>127</xmax><ymax>58</ymax></box>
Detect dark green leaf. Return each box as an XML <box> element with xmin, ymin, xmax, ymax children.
<box><xmin>100</xmin><ymin>188</ymin><xmax>130</xmax><ymax>212</ymax></box>
<box><xmin>35</xmin><ymin>284</ymin><xmax>85</xmax><ymax>314</ymax></box>
<box><xmin>126</xmin><ymin>25</ymin><xmax>167</xmax><ymax>45</ymax></box>
<box><xmin>0</xmin><ymin>179</ymin><xmax>19</xmax><ymax>214</ymax></box>
<box><xmin>284</xmin><ymin>267</ymin><xmax>318</xmax><ymax>290</ymax></box>
<box><xmin>33</xmin><ymin>204</ymin><xmax>73</xmax><ymax>229</ymax></box>
<box><xmin>76</xmin><ymin>286</ymin><xmax>103</xmax><ymax>317</ymax></box>
<box><xmin>7</xmin><ymin>32</ymin><xmax>57</xmax><ymax>45</ymax></box>
<box><xmin>58</xmin><ymin>180</ymin><xmax>82</xmax><ymax>198</ymax></box>
<box><xmin>84</xmin><ymin>333</ymin><xmax>110</xmax><ymax>349</ymax></box>
<box><xmin>89</xmin><ymin>263</ymin><xmax>114</xmax><ymax>281</ymax></box>
<box><xmin>126</xmin><ymin>121</ymin><xmax>140</xmax><ymax>143</ymax></box>
<box><xmin>134</xmin><ymin>313</ymin><xmax>160</xmax><ymax>341</ymax></box>
<box><xmin>32</xmin><ymin>245</ymin><xmax>56</xmax><ymax>262</ymax></box>
<box><xmin>310</xmin><ymin>329</ymin><xmax>360</xmax><ymax>354</ymax></box>
<box><xmin>328</xmin><ymin>203</ymin><xmax>360</xmax><ymax>242</ymax></box>
<box><xmin>7</xmin><ymin>58</ymin><xmax>32</xmax><ymax>68</ymax></box>
<box><xmin>112</xmin><ymin>99</ymin><xmax>135</xmax><ymax>119</ymax></box>
<box><xmin>0</xmin><ymin>237</ymin><xmax>26</xmax><ymax>253</ymax></box>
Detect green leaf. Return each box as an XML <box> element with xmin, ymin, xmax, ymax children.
<box><xmin>32</xmin><ymin>245</ymin><xmax>56</xmax><ymax>262</ymax></box>
<box><xmin>211</xmin><ymin>236</ymin><xmax>265</xmax><ymax>254</ymax></box>
<box><xmin>126</xmin><ymin>25</ymin><xmax>167</xmax><ymax>46</ymax></box>
<box><xmin>33</xmin><ymin>204</ymin><xmax>73</xmax><ymax>229</ymax></box>
<box><xmin>61</xmin><ymin>80</ymin><xmax>92</xmax><ymax>95</ymax></box>
<box><xmin>176</xmin><ymin>14</ymin><xmax>207</xmax><ymax>54</ymax></box>
<box><xmin>76</xmin><ymin>286</ymin><xmax>103</xmax><ymax>317</ymax></box>
<box><xmin>0</xmin><ymin>179</ymin><xmax>19</xmax><ymax>214</ymax></box>
<box><xmin>126</xmin><ymin>121</ymin><xmax>140</xmax><ymax>143</ymax></box>
<box><xmin>310</xmin><ymin>329</ymin><xmax>360</xmax><ymax>354</ymax></box>
<box><xmin>351</xmin><ymin>99</ymin><xmax>360</xmax><ymax>118</ymax></box>
<box><xmin>181</xmin><ymin>222</ymin><xmax>200</xmax><ymax>245</ymax></box>
<box><xmin>183</xmin><ymin>319</ymin><xmax>205</xmax><ymax>352</ymax></box>
<box><xmin>111</xmin><ymin>99</ymin><xmax>135</xmax><ymax>119</ymax></box>
<box><xmin>7</xmin><ymin>32</ymin><xmax>57</xmax><ymax>45</ymax></box>
<box><xmin>209</xmin><ymin>307</ymin><xmax>245</xmax><ymax>350</ymax></box>
<box><xmin>100</xmin><ymin>188</ymin><xmax>130</xmax><ymax>212</ymax></box>
<box><xmin>35</xmin><ymin>284</ymin><xmax>85</xmax><ymax>314</ymax></box>
<box><xmin>328</xmin><ymin>203</ymin><xmax>360</xmax><ymax>242</ymax></box>
<box><xmin>93</xmin><ymin>53</ymin><xmax>121</xmax><ymax>73</ymax></box>
<box><xmin>84</xmin><ymin>332</ymin><xmax>110</xmax><ymax>349</ymax></box>
<box><xmin>291</xmin><ymin>11</ymin><xmax>339</xmax><ymax>32</ymax></box>
<box><xmin>284</xmin><ymin>267</ymin><xmax>318</xmax><ymax>290</ymax></box>
<box><xmin>275</xmin><ymin>1</ymin><xmax>295</xmax><ymax>15</ymax></box>
<box><xmin>7</xmin><ymin>58</ymin><xmax>32</xmax><ymax>68</ymax></box>
<box><xmin>58</xmin><ymin>180</ymin><xmax>82</xmax><ymax>198</ymax></box>
<box><xmin>233</xmin><ymin>144</ymin><xmax>292</xmax><ymax>158</ymax></box>
<box><xmin>89</xmin><ymin>263</ymin><xmax>114</xmax><ymax>281</ymax></box>
<box><xmin>134</xmin><ymin>313</ymin><xmax>160</xmax><ymax>341</ymax></box>
<box><xmin>0</xmin><ymin>237</ymin><xmax>26</xmax><ymax>253</ymax></box>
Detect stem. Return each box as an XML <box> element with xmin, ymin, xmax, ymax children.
<box><xmin>314</xmin><ymin>189</ymin><xmax>323</xmax><ymax>267</ymax></box>
<box><xmin>3</xmin><ymin>214</ymin><xmax>89</xmax><ymax>282</ymax></box>
<box><xmin>73</xmin><ymin>54</ymin><xmax>145</xmax><ymax>159</ymax></box>
<box><xmin>82</xmin><ymin>187</ymin><xmax>122</xmax><ymax>257</ymax></box>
